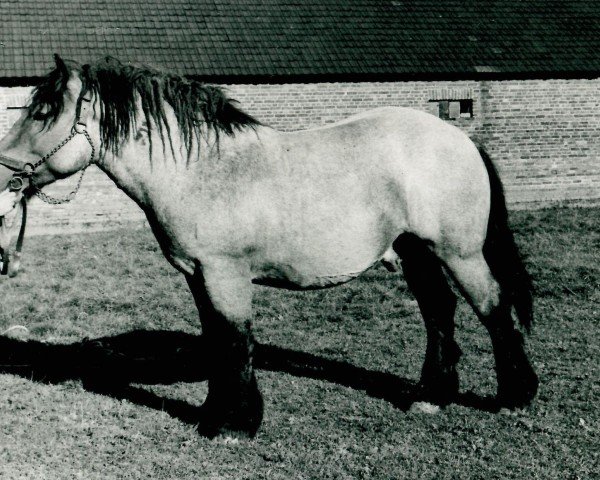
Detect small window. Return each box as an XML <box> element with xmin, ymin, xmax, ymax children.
<box><xmin>438</xmin><ymin>100</ymin><xmax>450</xmax><ymax>119</ymax></box>
<box><xmin>436</xmin><ymin>99</ymin><xmax>473</xmax><ymax>120</ymax></box>
<box><xmin>459</xmin><ymin>99</ymin><xmax>473</xmax><ymax>118</ymax></box>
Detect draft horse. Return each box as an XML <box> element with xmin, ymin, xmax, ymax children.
<box><xmin>0</xmin><ymin>56</ymin><xmax>538</xmax><ymax>437</ymax></box>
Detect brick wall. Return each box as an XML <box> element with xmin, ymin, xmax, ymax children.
<box><xmin>226</xmin><ymin>79</ymin><xmax>600</xmax><ymax>206</ymax></box>
<box><xmin>0</xmin><ymin>78</ymin><xmax>598</xmax><ymax>233</ymax></box>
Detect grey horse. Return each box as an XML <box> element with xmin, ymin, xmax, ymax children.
<box><xmin>0</xmin><ymin>56</ymin><xmax>537</xmax><ymax>437</ymax></box>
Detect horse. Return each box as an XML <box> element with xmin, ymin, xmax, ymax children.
<box><xmin>0</xmin><ymin>55</ymin><xmax>538</xmax><ymax>437</ymax></box>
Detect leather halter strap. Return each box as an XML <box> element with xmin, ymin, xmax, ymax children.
<box><xmin>0</xmin><ymin>154</ymin><xmax>31</xmax><ymax>172</ymax></box>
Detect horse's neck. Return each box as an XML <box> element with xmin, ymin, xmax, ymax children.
<box><xmin>96</xmin><ymin>148</ymin><xmax>157</xmax><ymax>207</ymax></box>
<box><xmin>95</xmin><ymin>126</ymin><xmax>272</xmax><ymax>211</ymax></box>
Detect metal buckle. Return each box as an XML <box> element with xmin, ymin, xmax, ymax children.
<box><xmin>8</xmin><ymin>176</ymin><xmax>24</xmax><ymax>192</ymax></box>
<box><xmin>73</xmin><ymin>122</ymin><xmax>87</xmax><ymax>134</ymax></box>
<box><xmin>23</xmin><ymin>163</ymin><xmax>35</xmax><ymax>176</ymax></box>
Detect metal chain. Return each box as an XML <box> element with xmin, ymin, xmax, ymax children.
<box><xmin>33</xmin><ymin>168</ymin><xmax>88</xmax><ymax>204</ymax></box>
<box><xmin>31</xmin><ymin>128</ymin><xmax>96</xmax><ymax>205</ymax></box>
<box><xmin>31</xmin><ymin>129</ymin><xmax>78</xmax><ymax>171</ymax></box>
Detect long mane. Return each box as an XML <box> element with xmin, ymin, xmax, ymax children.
<box><xmin>28</xmin><ymin>57</ymin><xmax>261</xmax><ymax>157</ymax></box>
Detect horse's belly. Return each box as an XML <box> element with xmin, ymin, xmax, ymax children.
<box><xmin>252</xmin><ymin>229</ymin><xmax>392</xmax><ymax>290</ymax></box>
<box><xmin>250</xmin><ymin>205</ymin><xmax>400</xmax><ymax>290</ymax></box>
<box><xmin>251</xmin><ymin>261</ymin><xmax>372</xmax><ymax>290</ymax></box>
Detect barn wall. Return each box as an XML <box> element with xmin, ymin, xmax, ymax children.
<box><xmin>0</xmin><ymin>78</ymin><xmax>599</xmax><ymax>233</ymax></box>
<box><xmin>227</xmin><ymin>79</ymin><xmax>600</xmax><ymax>206</ymax></box>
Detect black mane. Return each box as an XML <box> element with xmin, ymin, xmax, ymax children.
<box><xmin>28</xmin><ymin>57</ymin><xmax>261</xmax><ymax>156</ymax></box>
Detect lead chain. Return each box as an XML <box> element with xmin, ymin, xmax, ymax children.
<box><xmin>31</xmin><ymin>129</ymin><xmax>78</xmax><ymax>171</ymax></box>
<box><xmin>33</xmin><ymin>167</ymin><xmax>88</xmax><ymax>204</ymax></box>
<box><xmin>31</xmin><ymin>129</ymin><xmax>95</xmax><ymax>205</ymax></box>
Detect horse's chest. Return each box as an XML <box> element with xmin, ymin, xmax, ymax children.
<box><xmin>145</xmin><ymin>208</ymin><xmax>200</xmax><ymax>274</ymax></box>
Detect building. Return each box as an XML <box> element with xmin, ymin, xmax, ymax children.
<box><xmin>1</xmin><ymin>0</ymin><xmax>599</xmax><ymax>233</ymax></box>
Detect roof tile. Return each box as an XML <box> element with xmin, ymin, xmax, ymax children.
<box><xmin>0</xmin><ymin>0</ymin><xmax>599</xmax><ymax>79</ymax></box>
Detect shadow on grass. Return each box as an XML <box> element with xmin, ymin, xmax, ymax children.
<box><xmin>0</xmin><ymin>330</ymin><xmax>498</xmax><ymax>427</ymax></box>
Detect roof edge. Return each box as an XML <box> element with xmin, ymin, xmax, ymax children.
<box><xmin>191</xmin><ymin>70</ymin><xmax>600</xmax><ymax>84</ymax></box>
<box><xmin>1</xmin><ymin>70</ymin><xmax>599</xmax><ymax>87</ymax></box>
<box><xmin>0</xmin><ymin>77</ymin><xmax>44</xmax><ymax>87</ymax></box>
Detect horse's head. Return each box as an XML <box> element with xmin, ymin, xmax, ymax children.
<box><xmin>0</xmin><ymin>54</ymin><xmax>97</xmax><ymax>277</ymax></box>
<box><xmin>0</xmin><ymin>55</ymin><xmax>96</xmax><ymax>198</ymax></box>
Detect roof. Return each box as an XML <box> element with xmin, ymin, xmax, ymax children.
<box><xmin>1</xmin><ymin>0</ymin><xmax>599</xmax><ymax>82</ymax></box>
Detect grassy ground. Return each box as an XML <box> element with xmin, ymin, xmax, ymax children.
<box><xmin>0</xmin><ymin>207</ymin><xmax>598</xmax><ymax>479</ymax></box>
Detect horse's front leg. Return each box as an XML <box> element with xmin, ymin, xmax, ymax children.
<box><xmin>186</xmin><ymin>258</ymin><xmax>263</xmax><ymax>438</ymax></box>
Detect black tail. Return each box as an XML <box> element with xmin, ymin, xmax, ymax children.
<box><xmin>478</xmin><ymin>147</ymin><xmax>533</xmax><ymax>332</ymax></box>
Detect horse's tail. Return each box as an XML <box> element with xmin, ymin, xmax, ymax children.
<box><xmin>479</xmin><ymin>146</ymin><xmax>533</xmax><ymax>332</ymax></box>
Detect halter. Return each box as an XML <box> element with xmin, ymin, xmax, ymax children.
<box><xmin>0</xmin><ymin>96</ymin><xmax>95</xmax><ymax>204</ymax></box>
<box><xmin>0</xmin><ymin>96</ymin><xmax>96</xmax><ymax>276</ymax></box>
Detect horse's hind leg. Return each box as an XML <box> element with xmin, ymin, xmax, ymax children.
<box><xmin>394</xmin><ymin>234</ymin><xmax>461</xmax><ymax>405</ymax></box>
<box><xmin>441</xmin><ymin>252</ymin><xmax>538</xmax><ymax>408</ymax></box>
<box><xmin>186</xmin><ymin>259</ymin><xmax>263</xmax><ymax>438</ymax></box>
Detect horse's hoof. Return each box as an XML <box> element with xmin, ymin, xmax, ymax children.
<box><xmin>198</xmin><ymin>422</ymin><xmax>257</xmax><ymax>440</ymax></box>
<box><xmin>418</xmin><ymin>369</ymin><xmax>459</xmax><ymax>406</ymax></box>
<box><xmin>197</xmin><ymin>411</ymin><xmax>262</xmax><ymax>439</ymax></box>
<box><xmin>497</xmin><ymin>363</ymin><xmax>539</xmax><ymax>409</ymax></box>
<box><xmin>196</xmin><ymin>388</ymin><xmax>264</xmax><ymax>439</ymax></box>
<box><xmin>409</xmin><ymin>401</ymin><xmax>440</xmax><ymax>414</ymax></box>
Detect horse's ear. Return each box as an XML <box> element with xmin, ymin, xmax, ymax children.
<box><xmin>53</xmin><ymin>53</ymin><xmax>69</xmax><ymax>78</ymax></box>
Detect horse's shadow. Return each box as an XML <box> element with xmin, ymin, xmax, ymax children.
<box><xmin>0</xmin><ymin>330</ymin><xmax>498</xmax><ymax>427</ymax></box>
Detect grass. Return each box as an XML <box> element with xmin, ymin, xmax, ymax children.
<box><xmin>0</xmin><ymin>207</ymin><xmax>598</xmax><ymax>479</ymax></box>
